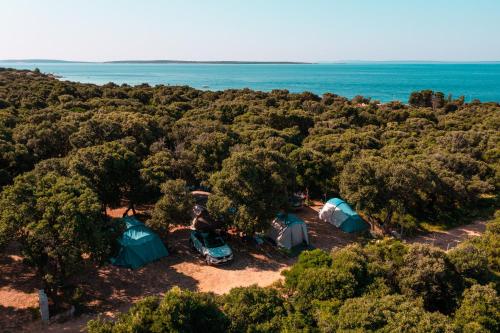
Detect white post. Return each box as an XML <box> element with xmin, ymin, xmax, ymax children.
<box><xmin>38</xmin><ymin>289</ymin><xmax>49</xmax><ymax>323</ymax></box>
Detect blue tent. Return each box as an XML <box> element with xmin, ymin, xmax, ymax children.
<box><xmin>318</xmin><ymin>198</ymin><xmax>369</xmax><ymax>233</ymax></box>
<box><xmin>111</xmin><ymin>216</ymin><xmax>168</xmax><ymax>269</ymax></box>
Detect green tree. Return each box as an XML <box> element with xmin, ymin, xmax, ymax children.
<box><xmin>208</xmin><ymin>148</ymin><xmax>295</xmax><ymax>235</ymax></box>
<box><xmin>0</xmin><ymin>172</ymin><xmax>108</xmax><ymax>299</ymax></box>
<box><xmin>329</xmin><ymin>294</ymin><xmax>450</xmax><ymax>333</ymax></box>
<box><xmin>289</xmin><ymin>147</ymin><xmax>334</xmax><ymax>196</ymax></box>
<box><xmin>282</xmin><ymin>249</ymin><xmax>333</xmax><ymax>290</ymax></box>
<box><xmin>222</xmin><ymin>285</ymin><xmax>285</xmax><ymax>333</ymax></box>
<box><xmin>340</xmin><ymin>156</ymin><xmax>424</xmax><ymax>230</ymax></box>
<box><xmin>140</xmin><ymin>150</ymin><xmax>176</xmax><ymax>194</ymax></box>
<box><xmin>190</xmin><ymin>131</ymin><xmax>234</xmax><ymax>184</ymax></box>
<box><xmin>448</xmin><ymin>242</ymin><xmax>491</xmax><ymax>285</ymax></box>
<box><xmin>87</xmin><ymin>287</ymin><xmax>229</xmax><ymax>333</ymax></box>
<box><xmin>453</xmin><ymin>284</ymin><xmax>500</xmax><ymax>333</ymax></box>
<box><xmin>397</xmin><ymin>244</ymin><xmax>463</xmax><ymax>313</ymax></box>
<box><xmin>69</xmin><ymin>141</ymin><xmax>141</xmax><ymax>210</ymax></box>
<box><xmin>331</xmin><ymin>244</ymin><xmax>369</xmax><ymax>288</ymax></box>
<box><xmin>147</xmin><ymin>179</ymin><xmax>194</xmax><ymax>238</ymax></box>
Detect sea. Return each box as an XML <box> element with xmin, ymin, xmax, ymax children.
<box><xmin>2</xmin><ymin>62</ymin><xmax>500</xmax><ymax>103</ymax></box>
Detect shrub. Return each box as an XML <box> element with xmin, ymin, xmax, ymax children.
<box><xmin>397</xmin><ymin>244</ymin><xmax>463</xmax><ymax>313</ymax></box>
<box><xmin>453</xmin><ymin>284</ymin><xmax>500</xmax><ymax>333</ymax></box>
<box><xmin>221</xmin><ymin>285</ymin><xmax>285</xmax><ymax>333</ymax></box>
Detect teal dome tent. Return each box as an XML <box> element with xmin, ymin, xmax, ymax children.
<box><xmin>318</xmin><ymin>198</ymin><xmax>369</xmax><ymax>233</ymax></box>
<box><xmin>111</xmin><ymin>216</ymin><xmax>168</xmax><ymax>269</ymax></box>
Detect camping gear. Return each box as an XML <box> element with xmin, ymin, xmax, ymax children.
<box><xmin>111</xmin><ymin>216</ymin><xmax>168</xmax><ymax>269</ymax></box>
<box><xmin>289</xmin><ymin>192</ymin><xmax>305</xmax><ymax>210</ymax></box>
<box><xmin>266</xmin><ymin>213</ymin><xmax>309</xmax><ymax>250</ymax></box>
<box><xmin>319</xmin><ymin>198</ymin><xmax>369</xmax><ymax>233</ymax></box>
<box><xmin>191</xmin><ymin>209</ymin><xmax>224</xmax><ymax>232</ymax></box>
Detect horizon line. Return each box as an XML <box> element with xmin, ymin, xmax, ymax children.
<box><xmin>2</xmin><ymin>58</ymin><xmax>500</xmax><ymax>64</ymax></box>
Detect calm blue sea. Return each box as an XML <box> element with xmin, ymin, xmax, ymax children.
<box><xmin>2</xmin><ymin>62</ymin><xmax>500</xmax><ymax>103</ymax></box>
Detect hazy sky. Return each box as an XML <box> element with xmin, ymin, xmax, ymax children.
<box><xmin>1</xmin><ymin>0</ymin><xmax>500</xmax><ymax>62</ymax></box>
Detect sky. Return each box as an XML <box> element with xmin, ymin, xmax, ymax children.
<box><xmin>1</xmin><ymin>0</ymin><xmax>500</xmax><ymax>62</ymax></box>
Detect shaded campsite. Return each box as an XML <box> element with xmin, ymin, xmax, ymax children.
<box><xmin>296</xmin><ymin>201</ymin><xmax>360</xmax><ymax>251</ymax></box>
<box><xmin>1</xmin><ymin>201</ymin><xmax>491</xmax><ymax>333</ymax></box>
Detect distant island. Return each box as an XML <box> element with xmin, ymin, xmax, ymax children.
<box><xmin>1</xmin><ymin>59</ymin><xmax>312</xmax><ymax>65</ymax></box>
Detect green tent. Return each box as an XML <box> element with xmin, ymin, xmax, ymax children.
<box><xmin>111</xmin><ymin>216</ymin><xmax>168</xmax><ymax>269</ymax></box>
<box><xmin>318</xmin><ymin>198</ymin><xmax>369</xmax><ymax>233</ymax></box>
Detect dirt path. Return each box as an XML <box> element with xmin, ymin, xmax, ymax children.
<box><xmin>408</xmin><ymin>220</ymin><xmax>487</xmax><ymax>250</ymax></box>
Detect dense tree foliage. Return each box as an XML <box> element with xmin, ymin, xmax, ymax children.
<box><xmin>221</xmin><ymin>285</ymin><xmax>286</xmax><ymax>333</ymax></box>
<box><xmin>0</xmin><ymin>68</ymin><xmax>497</xmax><ymax>234</ymax></box>
<box><xmin>87</xmin><ymin>287</ymin><xmax>229</xmax><ymax>333</ymax></box>
<box><xmin>147</xmin><ymin>179</ymin><xmax>194</xmax><ymax>237</ymax></box>
<box><xmin>0</xmin><ymin>171</ymin><xmax>109</xmax><ymax>298</ymax></box>
<box><xmin>208</xmin><ymin>148</ymin><xmax>295</xmax><ymax>235</ymax></box>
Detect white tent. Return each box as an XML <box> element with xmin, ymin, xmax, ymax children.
<box><xmin>266</xmin><ymin>213</ymin><xmax>309</xmax><ymax>250</ymax></box>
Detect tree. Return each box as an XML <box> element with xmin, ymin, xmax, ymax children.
<box><xmin>140</xmin><ymin>150</ymin><xmax>176</xmax><ymax>195</ymax></box>
<box><xmin>408</xmin><ymin>90</ymin><xmax>433</xmax><ymax>107</ymax></box>
<box><xmin>294</xmin><ymin>268</ymin><xmax>356</xmax><ymax>304</ymax></box>
<box><xmin>331</xmin><ymin>244</ymin><xmax>369</xmax><ymax>288</ymax></box>
<box><xmin>0</xmin><ymin>172</ymin><xmax>108</xmax><ymax>300</ymax></box>
<box><xmin>397</xmin><ymin>244</ymin><xmax>463</xmax><ymax>313</ymax></box>
<box><xmin>289</xmin><ymin>147</ymin><xmax>334</xmax><ymax>196</ymax></box>
<box><xmin>363</xmin><ymin>238</ymin><xmax>408</xmax><ymax>288</ymax></box>
<box><xmin>328</xmin><ymin>294</ymin><xmax>451</xmax><ymax>333</ymax></box>
<box><xmin>282</xmin><ymin>249</ymin><xmax>333</xmax><ymax>290</ymax></box>
<box><xmin>208</xmin><ymin>148</ymin><xmax>295</xmax><ymax>235</ymax></box>
<box><xmin>453</xmin><ymin>284</ymin><xmax>500</xmax><ymax>333</ymax></box>
<box><xmin>222</xmin><ymin>285</ymin><xmax>285</xmax><ymax>333</ymax></box>
<box><xmin>147</xmin><ymin>179</ymin><xmax>194</xmax><ymax>238</ymax></box>
<box><xmin>68</xmin><ymin>141</ymin><xmax>141</xmax><ymax>210</ymax></box>
<box><xmin>448</xmin><ymin>242</ymin><xmax>491</xmax><ymax>285</ymax></box>
<box><xmin>190</xmin><ymin>131</ymin><xmax>234</xmax><ymax>184</ymax></box>
<box><xmin>12</xmin><ymin>108</ymin><xmax>77</xmax><ymax>161</ymax></box>
<box><xmin>87</xmin><ymin>287</ymin><xmax>229</xmax><ymax>333</ymax></box>
<box><xmin>339</xmin><ymin>156</ymin><xmax>424</xmax><ymax>231</ymax></box>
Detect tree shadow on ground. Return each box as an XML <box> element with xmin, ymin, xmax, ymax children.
<box><xmin>0</xmin><ymin>242</ymin><xmax>40</xmax><ymax>293</ymax></box>
<box><xmin>0</xmin><ymin>305</ymin><xmax>38</xmax><ymax>333</ymax></box>
<box><xmin>167</xmin><ymin>226</ymin><xmax>293</xmax><ymax>272</ymax></box>
<box><xmin>74</xmin><ymin>255</ymin><xmax>199</xmax><ymax>313</ymax></box>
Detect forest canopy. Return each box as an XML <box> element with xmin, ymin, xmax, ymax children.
<box><xmin>0</xmin><ymin>68</ymin><xmax>498</xmax><ymax>319</ymax></box>
<box><xmin>0</xmin><ymin>68</ymin><xmax>497</xmax><ymax>235</ymax></box>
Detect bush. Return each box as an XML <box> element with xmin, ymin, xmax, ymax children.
<box><xmin>453</xmin><ymin>284</ymin><xmax>500</xmax><ymax>333</ymax></box>
<box><xmin>282</xmin><ymin>249</ymin><xmax>332</xmax><ymax>290</ymax></box>
<box><xmin>333</xmin><ymin>294</ymin><xmax>450</xmax><ymax>332</ymax></box>
<box><xmin>448</xmin><ymin>242</ymin><xmax>491</xmax><ymax>285</ymax></box>
<box><xmin>295</xmin><ymin>268</ymin><xmax>356</xmax><ymax>304</ymax></box>
<box><xmin>397</xmin><ymin>244</ymin><xmax>463</xmax><ymax>313</ymax></box>
<box><xmin>87</xmin><ymin>287</ymin><xmax>229</xmax><ymax>333</ymax></box>
<box><xmin>331</xmin><ymin>244</ymin><xmax>368</xmax><ymax>288</ymax></box>
<box><xmin>221</xmin><ymin>285</ymin><xmax>285</xmax><ymax>333</ymax></box>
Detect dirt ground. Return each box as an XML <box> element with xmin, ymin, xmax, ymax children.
<box><xmin>408</xmin><ymin>220</ymin><xmax>487</xmax><ymax>250</ymax></box>
<box><xmin>0</xmin><ymin>203</ymin><xmax>485</xmax><ymax>333</ymax></box>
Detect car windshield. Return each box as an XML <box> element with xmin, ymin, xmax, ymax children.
<box><xmin>204</xmin><ymin>235</ymin><xmax>225</xmax><ymax>248</ymax></box>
